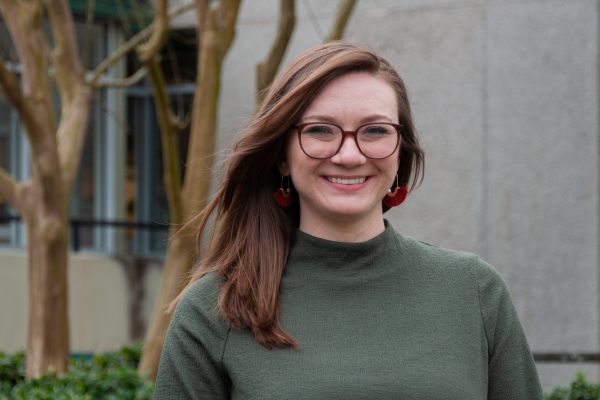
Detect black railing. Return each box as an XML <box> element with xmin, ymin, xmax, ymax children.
<box><xmin>533</xmin><ymin>353</ymin><xmax>600</xmax><ymax>362</ymax></box>
<box><xmin>0</xmin><ymin>215</ymin><xmax>169</xmax><ymax>251</ymax></box>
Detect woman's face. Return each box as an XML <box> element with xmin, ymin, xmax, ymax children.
<box><xmin>279</xmin><ymin>71</ymin><xmax>400</xmax><ymax>227</ymax></box>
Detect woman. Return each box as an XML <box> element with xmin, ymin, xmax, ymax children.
<box><xmin>153</xmin><ymin>42</ymin><xmax>543</xmax><ymax>399</ymax></box>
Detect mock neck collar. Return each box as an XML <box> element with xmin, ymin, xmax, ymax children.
<box><xmin>285</xmin><ymin>219</ymin><xmax>400</xmax><ymax>273</ymax></box>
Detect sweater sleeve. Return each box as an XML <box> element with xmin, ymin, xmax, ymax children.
<box><xmin>153</xmin><ymin>274</ymin><xmax>231</xmax><ymax>400</ymax></box>
<box><xmin>475</xmin><ymin>258</ymin><xmax>543</xmax><ymax>400</ymax></box>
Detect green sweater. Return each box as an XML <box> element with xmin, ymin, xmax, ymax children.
<box><xmin>153</xmin><ymin>221</ymin><xmax>543</xmax><ymax>399</ymax></box>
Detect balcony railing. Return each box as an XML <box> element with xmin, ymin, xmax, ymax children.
<box><xmin>0</xmin><ymin>214</ymin><xmax>170</xmax><ymax>252</ymax></box>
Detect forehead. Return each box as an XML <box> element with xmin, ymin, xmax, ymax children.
<box><xmin>300</xmin><ymin>71</ymin><xmax>398</xmax><ymax>124</ymax></box>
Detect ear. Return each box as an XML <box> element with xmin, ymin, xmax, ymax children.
<box><xmin>277</xmin><ymin>160</ymin><xmax>290</xmax><ymax>176</ymax></box>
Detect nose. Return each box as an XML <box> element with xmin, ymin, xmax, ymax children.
<box><xmin>330</xmin><ymin>135</ymin><xmax>366</xmax><ymax>167</ymax></box>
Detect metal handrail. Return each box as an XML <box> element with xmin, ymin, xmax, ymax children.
<box><xmin>533</xmin><ymin>353</ymin><xmax>600</xmax><ymax>363</ymax></box>
<box><xmin>0</xmin><ymin>214</ymin><xmax>169</xmax><ymax>251</ymax></box>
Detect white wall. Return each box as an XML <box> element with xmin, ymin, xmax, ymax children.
<box><xmin>0</xmin><ymin>250</ymin><xmax>162</xmax><ymax>353</ymax></box>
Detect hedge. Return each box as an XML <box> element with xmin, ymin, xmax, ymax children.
<box><xmin>2</xmin><ymin>345</ymin><xmax>599</xmax><ymax>399</ymax></box>
<box><xmin>545</xmin><ymin>371</ymin><xmax>600</xmax><ymax>400</ymax></box>
<box><xmin>0</xmin><ymin>342</ymin><xmax>153</xmax><ymax>400</ymax></box>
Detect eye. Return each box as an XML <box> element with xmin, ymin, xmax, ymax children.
<box><xmin>304</xmin><ymin>124</ymin><xmax>335</xmax><ymax>135</ymax></box>
<box><xmin>361</xmin><ymin>124</ymin><xmax>393</xmax><ymax>136</ymax></box>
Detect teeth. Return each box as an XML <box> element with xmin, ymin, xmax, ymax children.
<box><xmin>326</xmin><ymin>176</ymin><xmax>367</xmax><ymax>185</ymax></box>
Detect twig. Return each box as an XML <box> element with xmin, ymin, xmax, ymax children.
<box><xmin>0</xmin><ymin>58</ymin><xmax>42</xmax><ymax>142</ymax></box>
<box><xmin>137</xmin><ymin>0</ymin><xmax>168</xmax><ymax>63</ymax></box>
<box><xmin>82</xmin><ymin>0</ymin><xmax>96</xmax><ymax>70</ymax></box>
<box><xmin>93</xmin><ymin>65</ymin><xmax>148</xmax><ymax>87</ymax></box>
<box><xmin>114</xmin><ymin>0</ymin><xmax>134</xmax><ymax>38</ymax></box>
<box><xmin>325</xmin><ymin>0</ymin><xmax>357</xmax><ymax>42</ymax></box>
<box><xmin>166</xmin><ymin>39</ymin><xmax>185</xmax><ymax>119</ymax></box>
<box><xmin>88</xmin><ymin>1</ymin><xmax>194</xmax><ymax>85</ymax></box>
<box><xmin>302</xmin><ymin>0</ymin><xmax>324</xmax><ymax>41</ymax></box>
<box><xmin>0</xmin><ymin>165</ymin><xmax>22</xmax><ymax>215</ymax></box>
<box><xmin>46</xmin><ymin>0</ymin><xmax>85</xmax><ymax>95</ymax></box>
<box><xmin>256</xmin><ymin>0</ymin><xmax>295</xmax><ymax>105</ymax></box>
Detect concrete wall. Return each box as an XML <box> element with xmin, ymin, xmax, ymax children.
<box><xmin>0</xmin><ymin>250</ymin><xmax>162</xmax><ymax>353</ymax></box>
<box><xmin>202</xmin><ymin>0</ymin><xmax>600</xmax><ymax>389</ymax></box>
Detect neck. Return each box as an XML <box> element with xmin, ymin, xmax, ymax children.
<box><xmin>298</xmin><ymin>210</ymin><xmax>386</xmax><ymax>243</ymax></box>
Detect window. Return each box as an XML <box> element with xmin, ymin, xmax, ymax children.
<box><xmin>0</xmin><ymin>94</ymin><xmax>13</xmax><ymax>244</ymax></box>
<box><xmin>125</xmin><ymin>29</ymin><xmax>197</xmax><ymax>256</ymax></box>
<box><xmin>127</xmin><ymin>87</ymin><xmax>192</xmax><ymax>255</ymax></box>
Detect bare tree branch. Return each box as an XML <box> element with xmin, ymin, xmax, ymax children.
<box><xmin>0</xmin><ymin>58</ymin><xmax>43</xmax><ymax>142</ymax></box>
<box><xmin>46</xmin><ymin>0</ymin><xmax>85</xmax><ymax>102</ymax></box>
<box><xmin>0</xmin><ymin>0</ymin><xmax>56</xmax><ymax>138</ymax></box>
<box><xmin>0</xmin><ymin>165</ymin><xmax>23</xmax><ymax>215</ymax></box>
<box><xmin>182</xmin><ymin>0</ymin><xmax>241</xmax><ymax>214</ymax></box>
<box><xmin>45</xmin><ymin>0</ymin><xmax>96</xmax><ymax>192</ymax></box>
<box><xmin>127</xmin><ymin>0</ymin><xmax>148</xmax><ymax>35</ymax></box>
<box><xmin>93</xmin><ymin>65</ymin><xmax>148</xmax><ymax>88</ymax></box>
<box><xmin>256</xmin><ymin>0</ymin><xmax>295</xmax><ymax>106</ymax></box>
<box><xmin>196</xmin><ymin>0</ymin><xmax>208</xmax><ymax>28</ymax></box>
<box><xmin>88</xmin><ymin>2</ymin><xmax>194</xmax><ymax>85</ymax></box>
<box><xmin>145</xmin><ymin>60</ymin><xmax>185</xmax><ymax>225</ymax></box>
<box><xmin>137</xmin><ymin>0</ymin><xmax>168</xmax><ymax>63</ymax></box>
<box><xmin>302</xmin><ymin>0</ymin><xmax>324</xmax><ymax>41</ymax></box>
<box><xmin>326</xmin><ymin>0</ymin><xmax>357</xmax><ymax>42</ymax></box>
<box><xmin>82</xmin><ymin>0</ymin><xmax>96</xmax><ymax>70</ymax></box>
<box><xmin>56</xmin><ymin>86</ymin><xmax>93</xmax><ymax>190</ymax></box>
<box><xmin>131</xmin><ymin>0</ymin><xmax>184</xmax><ymax>226</ymax></box>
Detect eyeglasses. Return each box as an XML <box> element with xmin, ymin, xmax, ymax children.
<box><xmin>293</xmin><ymin>122</ymin><xmax>402</xmax><ymax>159</ymax></box>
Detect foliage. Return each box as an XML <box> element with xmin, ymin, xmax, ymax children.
<box><xmin>545</xmin><ymin>371</ymin><xmax>600</xmax><ymax>400</ymax></box>
<box><xmin>0</xmin><ymin>342</ymin><xmax>153</xmax><ymax>400</ymax></box>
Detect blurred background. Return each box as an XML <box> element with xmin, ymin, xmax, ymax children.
<box><xmin>0</xmin><ymin>0</ymin><xmax>596</xmax><ymax>390</ymax></box>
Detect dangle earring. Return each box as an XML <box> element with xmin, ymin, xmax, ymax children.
<box><xmin>382</xmin><ymin>174</ymin><xmax>408</xmax><ymax>207</ymax></box>
<box><xmin>274</xmin><ymin>175</ymin><xmax>293</xmax><ymax>207</ymax></box>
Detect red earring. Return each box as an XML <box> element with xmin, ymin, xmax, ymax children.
<box><xmin>274</xmin><ymin>175</ymin><xmax>293</xmax><ymax>207</ymax></box>
<box><xmin>382</xmin><ymin>174</ymin><xmax>408</xmax><ymax>207</ymax></box>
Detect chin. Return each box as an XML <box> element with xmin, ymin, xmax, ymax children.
<box><xmin>324</xmin><ymin>201</ymin><xmax>378</xmax><ymax>219</ymax></box>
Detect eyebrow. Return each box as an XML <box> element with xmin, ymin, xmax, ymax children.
<box><xmin>300</xmin><ymin>114</ymin><xmax>394</xmax><ymax>124</ymax></box>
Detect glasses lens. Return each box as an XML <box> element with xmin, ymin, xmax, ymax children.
<box><xmin>299</xmin><ymin>123</ymin><xmax>343</xmax><ymax>158</ymax></box>
<box><xmin>357</xmin><ymin>123</ymin><xmax>399</xmax><ymax>158</ymax></box>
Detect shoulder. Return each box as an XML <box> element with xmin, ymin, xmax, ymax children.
<box><xmin>155</xmin><ymin>272</ymin><xmax>232</xmax><ymax>399</ymax></box>
<box><xmin>395</xmin><ymin>233</ymin><xmax>520</xmax><ymax>342</ymax></box>
<box><xmin>178</xmin><ymin>271</ymin><xmax>225</xmax><ymax>312</ymax></box>
<box><xmin>169</xmin><ymin>272</ymin><xmax>230</xmax><ymax>343</ymax></box>
<box><xmin>395</xmin><ymin>232</ymin><xmax>501</xmax><ymax>286</ymax></box>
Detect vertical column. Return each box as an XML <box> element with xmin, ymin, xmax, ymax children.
<box><xmin>12</xmin><ymin>110</ymin><xmax>28</xmax><ymax>247</ymax></box>
<box><xmin>103</xmin><ymin>22</ymin><xmax>127</xmax><ymax>255</ymax></box>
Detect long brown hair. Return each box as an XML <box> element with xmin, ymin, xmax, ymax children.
<box><xmin>170</xmin><ymin>42</ymin><xmax>425</xmax><ymax>349</ymax></box>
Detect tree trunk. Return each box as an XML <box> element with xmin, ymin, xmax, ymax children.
<box><xmin>137</xmin><ymin>225</ymin><xmax>196</xmax><ymax>382</ymax></box>
<box><xmin>138</xmin><ymin>0</ymin><xmax>241</xmax><ymax>382</ymax></box>
<box><xmin>24</xmin><ymin>202</ymin><xmax>70</xmax><ymax>377</ymax></box>
<box><xmin>0</xmin><ymin>0</ymin><xmax>93</xmax><ymax>377</ymax></box>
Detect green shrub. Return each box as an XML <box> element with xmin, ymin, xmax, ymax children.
<box><xmin>545</xmin><ymin>371</ymin><xmax>600</xmax><ymax>400</ymax></box>
<box><xmin>0</xmin><ymin>342</ymin><xmax>153</xmax><ymax>400</ymax></box>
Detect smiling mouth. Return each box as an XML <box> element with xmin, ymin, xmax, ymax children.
<box><xmin>325</xmin><ymin>176</ymin><xmax>367</xmax><ymax>185</ymax></box>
